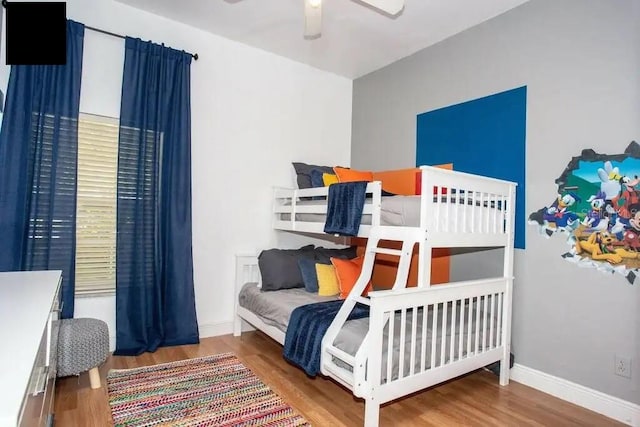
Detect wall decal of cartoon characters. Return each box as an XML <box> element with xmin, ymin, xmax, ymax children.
<box><xmin>529</xmin><ymin>141</ymin><xmax>640</xmax><ymax>284</ymax></box>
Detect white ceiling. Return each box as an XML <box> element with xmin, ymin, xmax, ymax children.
<box><xmin>114</xmin><ymin>0</ymin><xmax>530</xmax><ymax>79</ymax></box>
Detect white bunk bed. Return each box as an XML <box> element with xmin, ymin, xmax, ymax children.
<box><xmin>234</xmin><ymin>165</ymin><xmax>517</xmax><ymax>427</ymax></box>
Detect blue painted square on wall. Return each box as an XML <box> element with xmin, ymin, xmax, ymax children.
<box><xmin>416</xmin><ymin>86</ymin><xmax>527</xmax><ymax>249</ymax></box>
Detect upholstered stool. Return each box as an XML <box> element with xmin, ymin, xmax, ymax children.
<box><xmin>57</xmin><ymin>318</ymin><xmax>110</xmax><ymax>389</ymax></box>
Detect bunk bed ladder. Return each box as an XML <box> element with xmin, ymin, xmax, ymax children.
<box><xmin>321</xmin><ymin>225</ymin><xmax>425</xmax><ymax>392</ymax></box>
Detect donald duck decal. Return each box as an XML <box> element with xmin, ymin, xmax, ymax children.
<box><xmin>529</xmin><ymin>141</ymin><xmax>640</xmax><ymax>284</ymax></box>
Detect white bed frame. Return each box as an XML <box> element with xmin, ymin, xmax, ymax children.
<box><xmin>273</xmin><ymin>180</ymin><xmax>383</xmax><ymax>237</ymax></box>
<box><xmin>234</xmin><ymin>165</ymin><xmax>517</xmax><ymax>427</ymax></box>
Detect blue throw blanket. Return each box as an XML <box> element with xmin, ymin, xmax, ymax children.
<box><xmin>324</xmin><ymin>181</ymin><xmax>368</xmax><ymax>236</ymax></box>
<box><xmin>283</xmin><ymin>300</ymin><xmax>369</xmax><ymax>377</ymax></box>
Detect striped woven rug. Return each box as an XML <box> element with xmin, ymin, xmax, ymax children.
<box><xmin>107</xmin><ymin>352</ymin><xmax>310</xmax><ymax>426</ymax></box>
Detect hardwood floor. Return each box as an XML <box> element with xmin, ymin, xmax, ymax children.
<box><xmin>55</xmin><ymin>331</ymin><xmax>623</xmax><ymax>426</ymax></box>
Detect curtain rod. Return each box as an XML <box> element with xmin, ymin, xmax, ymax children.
<box><xmin>0</xmin><ymin>0</ymin><xmax>198</xmax><ymax>61</ymax></box>
<box><xmin>85</xmin><ymin>25</ymin><xmax>199</xmax><ymax>61</ymax></box>
<box><xmin>0</xmin><ymin>0</ymin><xmax>198</xmax><ymax>60</ymax></box>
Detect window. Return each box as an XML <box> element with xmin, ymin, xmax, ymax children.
<box><xmin>23</xmin><ymin>113</ymin><xmax>79</xmax><ymax>273</ymax></box>
<box><xmin>74</xmin><ymin>113</ymin><xmax>119</xmax><ymax>295</ymax></box>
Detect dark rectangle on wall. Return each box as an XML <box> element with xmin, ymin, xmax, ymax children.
<box><xmin>5</xmin><ymin>1</ymin><xmax>66</xmax><ymax>65</ymax></box>
<box><xmin>416</xmin><ymin>86</ymin><xmax>527</xmax><ymax>249</ymax></box>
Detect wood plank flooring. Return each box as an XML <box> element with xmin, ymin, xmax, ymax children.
<box><xmin>55</xmin><ymin>331</ymin><xmax>623</xmax><ymax>426</ymax></box>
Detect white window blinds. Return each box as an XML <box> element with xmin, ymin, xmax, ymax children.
<box><xmin>74</xmin><ymin>113</ymin><xmax>119</xmax><ymax>295</ymax></box>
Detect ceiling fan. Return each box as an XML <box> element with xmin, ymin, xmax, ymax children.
<box><xmin>304</xmin><ymin>0</ymin><xmax>404</xmax><ymax>39</ymax></box>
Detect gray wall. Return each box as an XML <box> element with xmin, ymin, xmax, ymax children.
<box><xmin>352</xmin><ymin>0</ymin><xmax>639</xmax><ymax>404</ymax></box>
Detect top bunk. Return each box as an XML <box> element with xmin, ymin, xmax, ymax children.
<box><xmin>273</xmin><ymin>165</ymin><xmax>517</xmax><ymax>248</ymax></box>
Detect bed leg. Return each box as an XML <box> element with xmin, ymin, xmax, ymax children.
<box><xmin>364</xmin><ymin>400</ymin><xmax>380</xmax><ymax>427</ymax></box>
<box><xmin>499</xmin><ymin>350</ymin><xmax>510</xmax><ymax>386</ymax></box>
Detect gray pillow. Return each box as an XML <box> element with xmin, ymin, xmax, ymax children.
<box><xmin>292</xmin><ymin>162</ymin><xmax>334</xmax><ymax>189</ymax></box>
<box><xmin>258</xmin><ymin>245</ymin><xmax>315</xmax><ymax>291</ymax></box>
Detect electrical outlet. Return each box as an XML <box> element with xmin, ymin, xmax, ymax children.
<box><xmin>614</xmin><ymin>355</ymin><xmax>632</xmax><ymax>379</ymax></box>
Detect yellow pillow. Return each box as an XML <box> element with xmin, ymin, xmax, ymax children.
<box><xmin>316</xmin><ymin>263</ymin><xmax>340</xmax><ymax>296</ymax></box>
<box><xmin>322</xmin><ymin>173</ymin><xmax>339</xmax><ymax>186</ymax></box>
<box><xmin>333</xmin><ymin>166</ymin><xmax>374</xmax><ymax>183</ymax></box>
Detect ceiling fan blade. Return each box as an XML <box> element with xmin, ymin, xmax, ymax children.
<box><xmin>304</xmin><ymin>0</ymin><xmax>322</xmax><ymax>39</ymax></box>
<box><xmin>360</xmin><ymin>0</ymin><xmax>404</xmax><ymax>15</ymax></box>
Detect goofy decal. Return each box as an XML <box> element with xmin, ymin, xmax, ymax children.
<box><xmin>529</xmin><ymin>141</ymin><xmax>640</xmax><ymax>285</ymax></box>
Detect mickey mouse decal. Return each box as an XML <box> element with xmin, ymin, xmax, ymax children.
<box><xmin>529</xmin><ymin>141</ymin><xmax>640</xmax><ymax>284</ymax></box>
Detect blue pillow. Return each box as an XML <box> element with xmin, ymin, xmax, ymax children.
<box><xmin>309</xmin><ymin>168</ymin><xmax>326</xmax><ymax>188</ymax></box>
<box><xmin>292</xmin><ymin>162</ymin><xmax>333</xmax><ymax>189</ymax></box>
<box><xmin>298</xmin><ymin>257</ymin><xmax>321</xmax><ymax>292</ymax></box>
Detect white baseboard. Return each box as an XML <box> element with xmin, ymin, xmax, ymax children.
<box><xmin>198</xmin><ymin>320</ymin><xmax>254</xmax><ymax>338</ymax></box>
<box><xmin>198</xmin><ymin>321</ymin><xmax>234</xmax><ymax>338</ymax></box>
<box><xmin>511</xmin><ymin>363</ymin><xmax>639</xmax><ymax>426</ymax></box>
<box><xmin>106</xmin><ymin>321</ymin><xmax>252</xmax><ymax>353</ymax></box>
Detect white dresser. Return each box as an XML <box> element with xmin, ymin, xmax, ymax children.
<box><xmin>0</xmin><ymin>270</ymin><xmax>62</xmax><ymax>427</ymax></box>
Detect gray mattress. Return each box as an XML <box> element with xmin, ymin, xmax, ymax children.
<box><xmin>279</xmin><ymin>195</ymin><xmax>502</xmax><ymax>229</ymax></box>
<box><xmin>239</xmin><ymin>282</ymin><xmax>497</xmax><ymax>382</ymax></box>
<box><xmin>238</xmin><ymin>282</ymin><xmax>338</xmax><ymax>330</ymax></box>
<box><xmin>280</xmin><ymin>195</ymin><xmax>422</xmax><ymax>226</ymax></box>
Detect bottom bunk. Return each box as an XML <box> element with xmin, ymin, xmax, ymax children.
<box><xmin>234</xmin><ymin>254</ymin><xmax>513</xmax><ymax>427</ymax></box>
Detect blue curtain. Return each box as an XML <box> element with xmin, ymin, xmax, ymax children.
<box><xmin>0</xmin><ymin>20</ymin><xmax>84</xmax><ymax>319</ymax></box>
<box><xmin>114</xmin><ymin>37</ymin><xmax>199</xmax><ymax>355</ymax></box>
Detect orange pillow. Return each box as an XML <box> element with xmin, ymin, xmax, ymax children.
<box><xmin>330</xmin><ymin>256</ymin><xmax>372</xmax><ymax>299</ymax></box>
<box><xmin>372</xmin><ymin>167</ymin><xmax>419</xmax><ymax>195</ymax></box>
<box><xmin>333</xmin><ymin>166</ymin><xmax>373</xmax><ymax>183</ymax></box>
<box><xmin>415</xmin><ymin>163</ymin><xmax>453</xmax><ymax>196</ymax></box>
